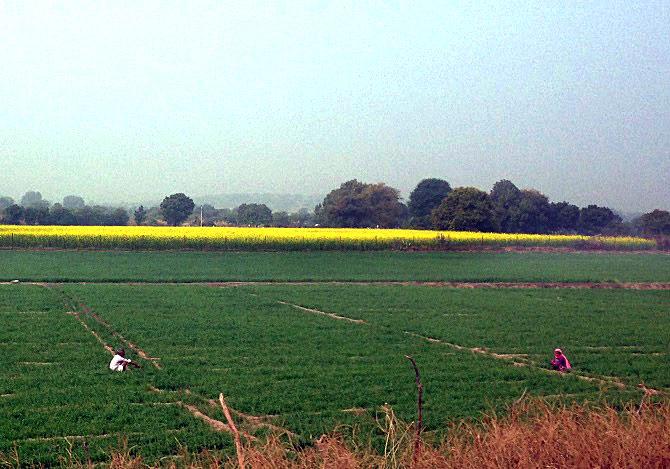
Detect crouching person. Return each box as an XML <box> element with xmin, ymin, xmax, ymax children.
<box><xmin>550</xmin><ymin>348</ymin><xmax>571</xmax><ymax>372</ymax></box>
<box><xmin>109</xmin><ymin>348</ymin><xmax>141</xmax><ymax>371</ymax></box>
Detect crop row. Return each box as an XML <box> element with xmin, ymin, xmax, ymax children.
<box><xmin>0</xmin><ymin>225</ymin><xmax>656</xmax><ymax>250</ymax></box>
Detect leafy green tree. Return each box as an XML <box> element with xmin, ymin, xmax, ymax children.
<box><xmin>635</xmin><ymin>209</ymin><xmax>670</xmax><ymax>235</ymax></box>
<box><xmin>236</xmin><ymin>203</ymin><xmax>272</xmax><ymax>226</ymax></box>
<box><xmin>432</xmin><ymin>187</ymin><xmax>497</xmax><ymax>232</ymax></box>
<box><xmin>20</xmin><ymin>191</ymin><xmax>49</xmax><ymax>209</ymax></box>
<box><xmin>548</xmin><ymin>201</ymin><xmax>580</xmax><ymax>232</ymax></box>
<box><xmin>109</xmin><ymin>208</ymin><xmax>129</xmax><ymax>226</ymax></box>
<box><xmin>318</xmin><ymin>179</ymin><xmax>406</xmax><ymax>228</ymax></box>
<box><xmin>134</xmin><ymin>205</ymin><xmax>147</xmax><ymax>225</ymax></box>
<box><xmin>289</xmin><ymin>208</ymin><xmax>314</xmax><ymax>227</ymax></box>
<box><xmin>62</xmin><ymin>195</ymin><xmax>85</xmax><ymax>209</ymax></box>
<box><xmin>160</xmin><ymin>193</ymin><xmax>195</xmax><ymax>226</ymax></box>
<box><xmin>24</xmin><ymin>206</ymin><xmax>50</xmax><ymax>225</ymax></box>
<box><xmin>512</xmin><ymin>190</ymin><xmax>552</xmax><ymax>234</ymax></box>
<box><xmin>578</xmin><ymin>205</ymin><xmax>622</xmax><ymax>235</ymax></box>
<box><xmin>272</xmin><ymin>211</ymin><xmax>291</xmax><ymax>227</ymax></box>
<box><xmin>47</xmin><ymin>204</ymin><xmax>76</xmax><ymax>225</ymax></box>
<box><xmin>408</xmin><ymin>178</ymin><xmax>452</xmax><ymax>228</ymax></box>
<box><xmin>0</xmin><ymin>197</ymin><xmax>14</xmax><ymax>211</ymax></box>
<box><xmin>490</xmin><ymin>180</ymin><xmax>522</xmax><ymax>232</ymax></box>
<box><xmin>2</xmin><ymin>204</ymin><xmax>24</xmax><ymax>224</ymax></box>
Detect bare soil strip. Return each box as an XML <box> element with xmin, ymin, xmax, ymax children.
<box><xmin>66</xmin><ymin>311</ymin><xmax>114</xmax><ymax>354</ymax></box>
<box><xmin>402</xmin><ymin>331</ymin><xmax>667</xmax><ymax>394</ymax></box>
<box><xmin>0</xmin><ymin>311</ymin><xmax>50</xmax><ymax>315</ymax></box>
<box><xmin>148</xmin><ymin>386</ymin><xmax>278</xmax><ymax>439</ymax></box>
<box><xmin>4</xmin><ymin>281</ymin><xmax>670</xmax><ymax>289</ymax></box>
<box><xmin>278</xmin><ymin>300</ymin><xmax>367</xmax><ymax>324</ymax></box>
<box><xmin>64</xmin><ymin>295</ymin><xmax>162</xmax><ymax>369</ymax></box>
<box><xmin>86</xmin><ymin>311</ymin><xmax>162</xmax><ymax>368</ymax></box>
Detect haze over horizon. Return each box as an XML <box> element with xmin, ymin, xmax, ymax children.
<box><xmin>1</xmin><ymin>1</ymin><xmax>669</xmax><ymax>212</ymax></box>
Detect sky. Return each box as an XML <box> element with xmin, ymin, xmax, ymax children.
<box><xmin>1</xmin><ymin>1</ymin><xmax>668</xmax><ymax>212</ymax></box>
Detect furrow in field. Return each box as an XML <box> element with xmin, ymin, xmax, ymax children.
<box><xmin>403</xmin><ymin>331</ymin><xmax>669</xmax><ymax>395</ymax></box>
<box><xmin>5</xmin><ymin>280</ymin><xmax>670</xmax><ymax>289</ymax></box>
<box><xmin>86</xmin><ymin>311</ymin><xmax>162</xmax><ymax>367</ymax></box>
<box><xmin>66</xmin><ymin>311</ymin><xmax>114</xmax><ymax>354</ymax></box>
<box><xmin>277</xmin><ymin>300</ymin><xmax>367</xmax><ymax>324</ymax></box>
<box><xmin>58</xmin><ymin>290</ymin><xmax>162</xmax><ymax>369</ymax></box>
<box><xmin>148</xmin><ymin>386</ymin><xmax>288</xmax><ymax>438</ymax></box>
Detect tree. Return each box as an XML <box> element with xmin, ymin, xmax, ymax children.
<box><xmin>512</xmin><ymin>189</ymin><xmax>551</xmax><ymax>234</ymax></box>
<box><xmin>289</xmin><ymin>208</ymin><xmax>314</xmax><ymax>227</ymax></box>
<box><xmin>490</xmin><ymin>180</ymin><xmax>521</xmax><ymax>233</ymax></box>
<box><xmin>548</xmin><ymin>201</ymin><xmax>580</xmax><ymax>232</ymax></box>
<box><xmin>47</xmin><ymin>204</ymin><xmax>76</xmax><ymax>225</ymax></box>
<box><xmin>62</xmin><ymin>195</ymin><xmax>85</xmax><ymax>210</ymax></box>
<box><xmin>24</xmin><ymin>206</ymin><xmax>50</xmax><ymax>225</ymax></box>
<box><xmin>635</xmin><ymin>209</ymin><xmax>670</xmax><ymax>236</ymax></box>
<box><xmin>160</xmin><ymin>193</ymin><xmax>195</xmax><ymax>226</ymax></box>
<box><xmin>236</xmin><ymin>203</ymin><xmax>272</xmax><ymax>226</ymax></box>
<box><xmin>0</xmin><ymin>197</ymin><xmax>14</xmax><ymax>211</ymax></box>
<box><xmin>318</xmin><ymin>180</ymin><xmax>406</xmax><ymax>228</ymax></box>
<box><xmin>431</xmin><ymin>187</ymin><xmax>497</xmax><ymax>232</ymax></box>
<box><xmin>20</xmin><ymin>191</ymin><xmax>49</xmax><ymax>209</ymax></box>
<box><xmin>109</xmin><ymin>208</ymin><xmax>129</xmax><ymax>226</ymax></box>
<box><xmin>2</xmin><ymin>204</ymin><xmax>24</xmax><ymax>224</ymax></box>
<box><xmin>578</xmin><ymin>205</ymin><xmax>622</xmax><ymax>235</ymax></box>
<box><xmin>134</xmin><ymin>206</ymin><xmax>147</xmax><ymax>225</ymax></box>
<box><xmin>408</xmin><ymin>178</ymin><xmax>452</xmax><ymax>228</ymax></box>
<box><xmin>272</xmin><ymin>211</ymin><xmax>291</xmax><ymax>227</ymax></box>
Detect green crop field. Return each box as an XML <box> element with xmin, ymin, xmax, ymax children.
<box><xmin>0</xmin><ymin>250</ymin><xmax>669</xmax><ymax>283</ymax></box>
<box><xmin>2</xmin><ymin>265</ymin><xmax>668</xmax><ymax>464</ymax></box>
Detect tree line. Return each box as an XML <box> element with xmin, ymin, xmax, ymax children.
<box><xmin>315</xmin><ymin>178</ymin><xmax>670</xmax><ymax>236</ymax></box>
<box><xmin>1</xmin><ymin>180</ymin><xmax>669</xmax><ymax>236</ymax></box>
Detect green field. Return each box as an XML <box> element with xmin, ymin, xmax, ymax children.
<box><xmin>2</xmin><ymin>264</ymin><xmax>668</xmax><ymax>464</ymax></box>
<box><xmin>0</xmin><ymin>250</ymin><xmax>669</xmax><ymax>283</ymax></box>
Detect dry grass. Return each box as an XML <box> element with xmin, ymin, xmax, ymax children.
<box><xmin>3</xmin><ymin>400</ymin><xmax>669</xmax><ymax>468</ymax></box>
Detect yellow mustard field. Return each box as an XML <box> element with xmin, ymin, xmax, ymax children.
<box><xmin>0</xmin><ymin>225</ymin><xmax>655</xmax><ymax>250</ymax></box>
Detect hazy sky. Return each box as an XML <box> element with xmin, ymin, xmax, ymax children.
<box><xmin>1</xmin><ymin>1</ymin><xmax>668</xmax><ymax>211</ymax></box>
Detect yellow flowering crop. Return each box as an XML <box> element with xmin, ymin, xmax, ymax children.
<box><xmin>0</xmin><ymin>225</ymin><xmax>655</xmax><ymax>250</ymax></box>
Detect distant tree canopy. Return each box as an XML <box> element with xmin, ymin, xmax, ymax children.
<box><xmin>578</xmin><ymin>205</ymin><xmax>622</xmax><ymax>235</ymax></box>
<box><xmin>1</xmin><ymin>184</ymin><xmax>666</xmax><ymax>237</ymax></box>
<box><xmin>408</xmin><ymin>178</ymin><xmax>452</xmax><ymax>228</ymax></box>
<box><xmin>432</xmin><ymin>187</ymin><xmax>497</xmax><ymax>232</ymax></box>
<box><xmin>635</xmin><ymin>209</ymin><xmax>670</xmax><ymax>236</ymax></box>
<box><xmin>3</xmin><ymin>204</ymin><xmax>24</xmax><ymax>224</ymax></box>
<box><xmin>316</xmin><ymin>179</ymin><xmax>406</xmax><ymax>228</ymax></box>
<box><xmin>160</xmin><ymin>193</ymin><xmax>195</xmax><ymax>226</ymax></box>
<box><xmin>272</xmin><ymin>211</ymin><xmax>291</xmax><ymax>228</ymax></box>
<box><xmin>62</xmin><ymin>195</ymin><xmax>85</xmax><ymax>210</ymax></box>
<box><xmin>490</xmin><ymin>180</ymin><xmax>522</xmax><ymax>232</ymax></box>
<box><xmin>134</xmin><ymin>205</ymin><xmax>147</xmax><ymax>225</ymax></box>
<box><xmin>0</xmin><ymin>197</ymin><xmax>14</xmax><ymax>211</ymax></box>
<box><xmin>20</xmin><ymin>191</ymin><xmax>49</xmax><ymax>209</ymax></box>
<box><xmin>512</xmin><ymin>189</ymin><xmax>552</xmax><ymax>234</ymax></box>
<box><xmin>236</xmin><ymin>203</ymin><xmax>273</xmax><ymax>226</ymax></box>
<box><xmin>549</xmin><ymin>201</ymin><xmax>580</xmax><ymax>233</ymax></box>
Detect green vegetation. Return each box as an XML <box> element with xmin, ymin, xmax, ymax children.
<box><xmin>0</xmin><ymin>250</ymin><xmax>669</xmax><ymax>283</ymax></box>
<box><xmin>2</xmin><ymin>283</ymin><xmax>666</xmax><ymax>464</ymax></box>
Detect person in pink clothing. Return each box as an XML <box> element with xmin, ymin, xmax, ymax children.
<box><xmin>550</xmin><ymin>348</ymin><xmax>571</xmax><ymax>372</ymax></box>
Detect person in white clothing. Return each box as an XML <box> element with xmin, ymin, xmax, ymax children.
<box><xmin>109</xmin><ymin>348</ymin><xmax>140</xmax><ymax>371</ymax></box>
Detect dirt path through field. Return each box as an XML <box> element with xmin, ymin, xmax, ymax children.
<box><xmin>4</xmin><ymin>281</ymin><xmax>670</xmax><ymax>289</ymax></box>
<box><xmin>57</xmin><ymin>290</ymin><xmax>163</xmax><ymax>369</ymax></box>
<box><xmin>277</xmin><ymin>300</ymin><xmax>367</xmax><ymax>324</ymax></box>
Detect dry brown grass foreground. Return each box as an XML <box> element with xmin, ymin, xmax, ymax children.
<box><xmin>6</xmin><ymin>399</ymin><xmax>670</xmax><ymax>469</ymax></box>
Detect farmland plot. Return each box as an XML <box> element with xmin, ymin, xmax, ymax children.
<box><xmin>2</xmin><ymin>283</ymin><xmax>667</xmax><ymax>464</ymax></box>
<box><xmin>1</xmin><ymin>250</ymin><xmax>669</xmax><ymax>283</ymax></box>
